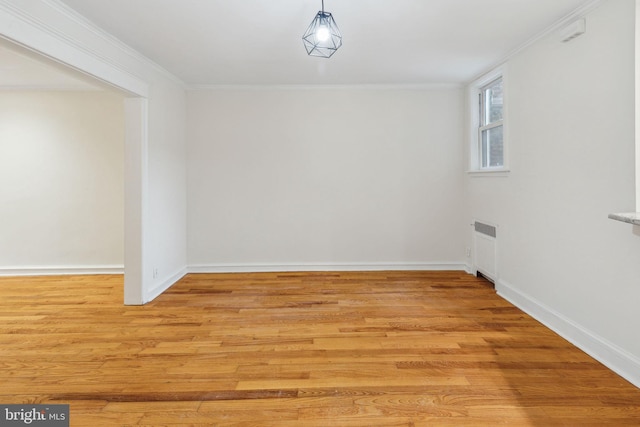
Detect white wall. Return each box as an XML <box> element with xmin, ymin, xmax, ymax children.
<box><xmin>636</xmin><ymin>0</ymin><xmax>640</xmax><ymax>212</ymax></box>
<box><xmin>467</xmin><ymin>0</ymin><xmax>640</xmax><ymax>386</ymax></box>
<box><xmin>0</xmin><ymin>91</ymin><xmax>124</xmax><ymax>272</ymax></box>
<box><xmin>188</xmin><ymin>87</ymin><xmax>467</xmax><ymax>271</ymax></box>
<box><xmin>0</xmin><ymin>0</ymin><xmax>188</xmax><ymax>303</ymax></box>
<box><xmin>146</xmin><ymin>81</ymin><xmax>188</xmax><ymax>295</ymax></box>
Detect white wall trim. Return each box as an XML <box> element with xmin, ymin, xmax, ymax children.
<box><xmin>144</xmin><ymin>267</ymin><xmax>187</xmax><ymax>304</ymax></box>
<box><xmin>41</xmin><ymin>0</ymin><xmax>185</xmax><ymax>88</ymax></box>
<box><xmin>123</xmin><ymin>98</ymin><xmax>148</xmax><ymax>305</ymax></box>
<box><xmin>467</xmin><ymin>170</ymin><xmax>511</xmax><ymax>178</ymax></box>
<box><xmin>497</xmin><ymin>278</ymin><xmax>640</xmax><ymax>389</ymax></box>
<box><xmin>0</xmin><ymin>0</ymin><xmax>149</xmax><ymax>96</ymax></box>
<box><xmin>188</xmin><ymin>83</ymin><xmax>463</xmax><ymax>91</ymax></box>
<box><xmin>466</xmin><ymin>0</ymin><xmax>606</xmax><ymax>85</ymax></box>
<box><xmin>0</xmin><ymin>85</ymin><xmax>103</xmax><ymax>91</ymax></box>
<box><xmin>188</xmin><ymin>262</ymin><xmax>467</xmax><ymax>274</ymax></box>
<box><xmin>0</xmin><ymin>265</ymin><xmax>124</xmax><ymax>276</ymax></box>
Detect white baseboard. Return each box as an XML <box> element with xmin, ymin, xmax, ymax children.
<box><xmin>0</xmin><ymin>265</ymin><xmax>124</xmax><ymax>276</ymax></box>
<box><xmin>144</xmin><ymin>267</ymin><xmax>188</xmax><ymax>304</ymax></box>
<box><xmin>497</xmin><ymin>278</ymin><xmax>640</xmax><ymax>389</ymax></box>
<box><xmin>188</xmin><ymin>262</ymin><xmax>467</xmax><ymax>274</ymax></box>
<box><xmin>464</xmin><ymin>263</ymin><xmax>475</xmax><ymax>275</ymax></box>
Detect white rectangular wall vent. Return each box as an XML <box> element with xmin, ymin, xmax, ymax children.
<box><xmin>559</xmin><ymin>18</ymin><xmax>586</xmax><ymax>43</ymax></box>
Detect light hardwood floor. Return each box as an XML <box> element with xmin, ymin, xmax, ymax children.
<box><xmin>0</xmin><ymin>271</ymin><xmax>639</xmax><ymax>426</ymax></box>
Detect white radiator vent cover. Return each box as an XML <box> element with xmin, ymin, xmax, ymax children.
<box><xmin>473</xmin><ymin>221</ymin><xmax>497</xmax><ymax>281</ymax></box>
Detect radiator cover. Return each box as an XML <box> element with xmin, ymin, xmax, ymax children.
<box><xmin>473</xmin><ymin>221</ymin><xmax>497</xmax><ymax>281</ymax></box>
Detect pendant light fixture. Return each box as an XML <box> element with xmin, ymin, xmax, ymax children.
<box><xmin>302</xmin><ymin>0</ymin><xmax>342</xmax><ymax>58</ymax></box>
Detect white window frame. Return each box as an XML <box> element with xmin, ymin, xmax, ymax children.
<box><xmin>468</xmin><ymin>67</ymin><xmax>509</xmax><ymax>176</ymax></box>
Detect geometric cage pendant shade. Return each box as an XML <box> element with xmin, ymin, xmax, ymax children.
<box><xmin>302</xmin><ymin>1</ymin><xmax>342</xmax><ymax>58</ymax></box>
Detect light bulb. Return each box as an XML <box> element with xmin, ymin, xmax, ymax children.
<box><xmin>316</xmin><ymin>26</ymin><xmax>330</xmax><ymax>42</ymax></box>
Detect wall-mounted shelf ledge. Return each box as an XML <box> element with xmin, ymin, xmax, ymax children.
<box><xmin>608</xmin><ymin>212</ymin><xmax>640</xmax><ymax>226</ymax></box>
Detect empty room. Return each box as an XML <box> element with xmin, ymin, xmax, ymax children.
<box><xmin>1</xmin><ymin>0</ymin><xmax>639</xmax><ymax>425</ymax></box>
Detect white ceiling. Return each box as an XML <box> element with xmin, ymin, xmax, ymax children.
<box><xmin>56</xmin><ymin>0</ymin><xmax>596</xmax><ymax>85</ymax></box>
<box><xmin>14</xmin><ymin>0</ymin><xmax>597</xmax><ymax>86</ymax></box>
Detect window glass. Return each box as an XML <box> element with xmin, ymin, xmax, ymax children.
<box><xmin>481</xmin><ymin>126</ymin><xmax>504</xmax><ymax>168</ymax></box>
<box><xmin>484</xmin><ymin>80</ymin><xmax>503</xmax><ymax>124</ymax></box>
<box><xmin>479</xmin><ymin>77</ymin><xmax>504</xmax><ymax>169</ymax></box>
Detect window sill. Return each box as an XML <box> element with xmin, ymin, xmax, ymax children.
<box><xmin>608</xmin><ymin>212</ymin><xmax>640</xmax><ymax>226</ymax></box>
<box><xmin>467</xmin><ymin>169</ymin><xmax>510</xmax><ymax>178</ymax></box>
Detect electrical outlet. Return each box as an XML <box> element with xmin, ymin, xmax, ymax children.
<box><xmin>153</xmin><ymin>268</ymin><xmax>158</xmax><ymax>279</ymax></box>
<box><xmin>466</xmin><ymin>247</ymin><xmax>471</xmax><ymax>257</ymax></box>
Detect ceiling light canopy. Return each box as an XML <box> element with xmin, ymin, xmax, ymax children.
<box><xmin>302</xmin><ymin>0</ymin><xmax>342</xmax><ymax>58</ymax></box>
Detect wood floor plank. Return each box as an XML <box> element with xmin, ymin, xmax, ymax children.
<box><xmin>1</xmin><ymin>271</ymin><xmax>639</xmax><ymax>425</ymax></box>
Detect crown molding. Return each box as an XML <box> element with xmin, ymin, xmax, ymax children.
<box><xmin>0</xmin><ymin>0</ymin><xmax>184</xmax><ymax>92</ymax></box>
<box><xmin>40</xmin><ymin>0</ymin><xmax>185</xmax><ymax>88</ymax></box>
<box><xmin>466</xmin><ymin>0</ymin><xmax>607</xmax><ymax>85</ymax></box>
<box><xmin>0</xmin><ymin>0</ymin><xmax>146</xmax><ymax>95</ymax></box>
<box><xmin>188</xmin><ymin>83</ymin><xmax>463</xmax><ymax>91</ymax></box>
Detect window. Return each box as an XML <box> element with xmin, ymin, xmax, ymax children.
<box><xmin>479</xmin><ymin>77</ymin><xmax>504</xmax><ymax>169</ymax></box>
<box><xmin>468</xmin><ymin>68</ymin><xmax>508</xmax><ymax>175</ymax></box>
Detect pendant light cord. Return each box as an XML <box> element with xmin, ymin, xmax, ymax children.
<box><xmin>321</xmin><ymin>0</ymin><xmax>324</xmax><ymax>13</ymax></box>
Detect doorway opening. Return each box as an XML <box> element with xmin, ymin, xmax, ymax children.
<box><xmin>0</xmin><ymin>36</ymin><xmax>147</xmax><ymax>304</ymax></box>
